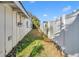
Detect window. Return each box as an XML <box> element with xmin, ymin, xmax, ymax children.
<box><xmin>17</xmin><ymin>22</ymin><xmax>22</xmax><ymax>26</ymax></box>
<box><xmin>16</xmin><ymin>13</ymin><xmax>22</xmax><ymax>27</ymax></box>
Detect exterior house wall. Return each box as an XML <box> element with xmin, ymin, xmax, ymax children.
<box><xmin>5</xmin><ymin>4</ymin><xmax>13</xmax><ymax>55</ymax></box>
<box><xmin>0</xmin><ymin>2</ymin><xmax>32</xmax><ymax>56</ymax></box>
<box><xmin>12</xmin><ymin>11</ymin><xmax>17</xmax><ymax>47</ymax></box>
<box><xmin>19</xmin><ymin>16</ymin><xmax>24</xmax><ymax>40</ymax></box>
<box><xmin>21</xmin><ymin>17</ymin><xmax>32</xmax><ymax>40</ymax></box>
<box><xmin>48</xmin><ymin>21</ymin><xmax>55</xmax><ymax>39</ymax></box>
<box><xmin>53</xmin><ymin>18</ymin><xmax>65</xmax><ymax>48</ymax></box>
<box><xmin>43</xmin><ymin>22</ymin><xmax>48</xmax><ymax>35</ymax></box>
<box><xmin>56</xmin><ymin>20</ymin><xmax>61</xmax><ymax>33</ymax></box>
<box><xmin>53</xmin><ymin>28</ymin><xmax>65</xmax><ymax>48</ymax></box>
<box><xmin>0</xmin><ymin>4</ymin><xmax>5</xmax><ymax>56</ymax></box>
<box><xmin>55</xmin><ymin>12</ymin><xmax>79</xmax><ymax>55</ymax></box>
<box><xmin>47</xmin><ymin>12</ymin><xmax>79</xmax><ymax>55</ymax></box>
<box><xmin>51</xmin><ymin>15</ymin><xmax>66</xmax><ymax>50</ymax></box>
<box><xmin>16</xmin><ymin>13</ymin><xmax>21</xmax><ymax>43</ymax></box>
<box><xmin>41</xmin><ymin>22</ymin><xmax>48</xmax><ymax>35</ymax></box>
<box><xmin>41</xmin><ymin>23</ymin><xmax>44</xmax><ymax>33</ymax></box>
<box><xmin>25</xmin><ymin>18</ymin><xmax>32</xmax><ymax>34</ymax></box>
<box><xmin>43</xmin><ymin>23</ymin><xmax>46</xmax><ymax>34</ymax></box>
<box><xmin>40</xmin><ymin>23</ymin><xmax>44</xmax><ymax>32</ymax></box>
<box><xmin>48</xmin><ymin>19</ymin><xmax>61</xmax><ymax>39</ymax></box>
<box><xmin>64</xmin><ymin>13</ymin><xmax>79</xmax><ymax>55</ymax></box>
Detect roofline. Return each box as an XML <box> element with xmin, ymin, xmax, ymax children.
<box><xmin>19</xmin><ymin>1</ymin><xmax>30</xmax><ymax>17</ymax></box>
<box><xmin>13</xmin><ymin>1</ymin><xmax>29</xmax><ymax>18</ymax></box>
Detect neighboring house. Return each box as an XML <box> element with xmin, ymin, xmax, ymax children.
<box><xmin>44</xmin><ymin>22</ymin><xmax>48</xmax><ymax>35</ymax></box>
<box><xmin>40</xmin><ymin>23</ymin><xmax>44</xmax><ymax>32</ymax></box>
<box><xmin>48</xmin><ymin>21</ymin><xmax>55</xmax><ymax>39</ymax></box>
<box><xmin>0</xmin><ymin>1</ymin><xmax>32</xmax><ymax>56</ymax></box>
<box><xmin>42</xmin><ymin>21</ymin><xmax>48</xmax><ymax>35</ymax></box>
<box><xmin>62</xmin><ymin>10</ymin><xmax>79</xmax><ymax>55</ymax></box>
<box><xmin>48</xmin><ymin>17</ymin><xmax>61</xmax><ymax>39</ymax></box>
<box><xmin>47</xmin><ymin>10</ymin><xmax>79</xmax><ymax>56</ymax></box>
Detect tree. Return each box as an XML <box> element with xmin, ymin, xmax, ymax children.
<box><xmin>32</xmin><ymin>16</ymin><xmax>40</xmax><ymax>29</ymax></box>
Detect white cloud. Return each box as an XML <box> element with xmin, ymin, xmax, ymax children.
<box><xmin>63</xmin><ymin>6</ymin><xmax>71</xmax><ymax>12</ymax></box>
<box><xmin>29</xmin><ymin>1</ymin><xmax>35</xmax><ymax>3</ymax></box>
<box><xmin>43</xmin><ymin>14</ymin><xmax>48</xmax><ymax>17</ymax></box>
<box><xmin>53</xmin><ymin>16</ymin><xmax>57</xmax><ymax>19</ymax></box>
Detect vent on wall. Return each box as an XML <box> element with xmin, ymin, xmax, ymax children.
<box><xmin>17</xmin><ymin>22</ymin><xmax>23</xmax><ymax>27</ymax></box>
<box><xmin>8</xmin><ymin>35</ymin><xmax>12</xmax><ymax>41</ymax></box>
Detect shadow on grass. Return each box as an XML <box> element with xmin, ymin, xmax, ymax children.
<box><xmin>29</xmin><ymin>44</ymin><xmax>44</xmax><ymax>57</ymax></box>
<box><xmin>16</xmin><ymin>29</ymin><xmax>44</xmax><ymax>55</ymax></box>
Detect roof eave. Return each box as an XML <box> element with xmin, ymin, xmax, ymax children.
<box><xmin>13</xmin><ymin>1</ymin><xmax>29</xmax><ymax>18</ymax></box>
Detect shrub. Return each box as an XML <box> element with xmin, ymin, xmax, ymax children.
<box><xmin>29</xmin><ymin>45</ymin><xmax>44</xmax><ymax>57</ymax></box>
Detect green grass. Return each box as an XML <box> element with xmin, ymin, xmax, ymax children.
<box><xmin>16</xmin><ymin>29</ymin><xmax>44</xmax><ymax>57</ymax></box>
<box><xmin>29</xmin><ymin>44</ymin><xmax>44</xmax><ymax>57</ymax></box>
<box><xmin>16</xmin><ymin>40</ymin><xmax>42</xmax><ymax>57</ymax></box>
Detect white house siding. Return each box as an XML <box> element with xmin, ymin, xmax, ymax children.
<box><xmin>19</xmin><ymin>18</ymin><xmax>30</xmax><ymax>41</ymax></box>
<box><xmin>0</xmin><ymin>4</ymin><xmax>5</xmax><ymax>56</ymax></box>
<box><xmin>42</xmin><ymin>22</ymin><xmax>47</xmax><ymax>35</ymax></box>
<box><xmin>0</xmin><ymin>2</ymin><xmax>32</xmax><ymax>56</ymax></box>
<box><xmin>55</xmin><ymin>20</ymin><xmax>61</xmax><ymax>33</ymax></box>
<box><xmin>53</xmin><ymin>18</ymin><xmax>65</xmax><ymax>48</ymax></box>
<box><xmin>40</xmin><ymin>23</ymin><xmax>44</xmax><ymax>32</ymax></box>
<box><xmin>54</xmin><ymin>12</ymin><xmax>79</xmax><ymax>55</ymax></box>
<box><xmin>53</xmin><ymin>29</ymin><xmax>65</xmax><ymax>48</ymax></box>
<box><xmin>19</xmin><ymin>15</ymin><xmax>23</xmax><ymax>41</ymax></box>
<box><xmin>16</xmin><ymin>13</ymin><xmax>22</xmax><ymax>43</ymax></box>
<box><xmin>48</xmin><ymin>20</ymin><xmax>61</xmax><ymax>41</ymax></box>
<box><xmin>43</xmin><ymin>22</ymin><xmax>48</xmax><ymax>35</ymax></box>
<box><xmin>28</xmin><ymin>18</ymin><xmax>32</xmax><ymax>31</ymax></box>
<box><xmin>12</xmin><ymin>11</ymin><xmax>17</xmax><ymax>47</ymax></box>
<box><xmin>48</xmin><ymin>11</ymin><xmax>79</xmax><ymax>55</ymax></box>
<box><xmin>64</xmin><ymin>13</ymin><xmax>79</xmax><ymax>55</ymax></box>
<box><xmin>23</xmin><ymin>18</ymin><xmax>32</xmax><ymax>35</ymax></box>
<box><xmin>48</xmin><ymin>21</ymin><xmax>54</xmax><ymax>39</ymax></box>
<box><xmin>16</xmin><ymin>14</ymin><xmax>32</xmax><ymax>44</ymax></box>
<box><xmin>52</xmin><ymin>13</ymin><xmax>79</xmax><ymax>55</ymax></box>
<box><xmin>19</xmin><ymin>16</ymin><xmax>24</xmax><ymax>41</ymax></box>
<box><xmin>43</xmin><ymin>23</ymin><xmax>45</xmax><ymax>34</ymax></box>
<box><xmin>5</xmin><ymin>4</ymin><xmax>13</xmax><ymax>55</ymax></box>
<box><xmin>40</xmin><ymin>23</ymin><xmax>44</xmax><ymax>33</ymax></box>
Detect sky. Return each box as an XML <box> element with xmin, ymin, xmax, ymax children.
<box><xmin>22</xmin><ymin>1</ymin><xmax>79</xmax><ymax>23</ymax></box>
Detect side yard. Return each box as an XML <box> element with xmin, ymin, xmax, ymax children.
<box><xmin>16</xmin><ymin>29</ymin><xmax>65</xmax><ymax>57</ymax></box>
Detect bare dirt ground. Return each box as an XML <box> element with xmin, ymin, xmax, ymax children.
<box><xmin>16</xmin><ymin>29</ymin><xmax>65</xmax><ymax>57</ymax></box>
<box><xmin>33</xmin><ymin>29</ymin><xmax>65</xmax><ymax>57</ymax></box>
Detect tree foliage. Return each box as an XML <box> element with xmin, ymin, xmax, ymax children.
<box><xmin>32</xmin><ymin>16</ymin><xmax>40</xmax><ymax>28</ymax></box>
